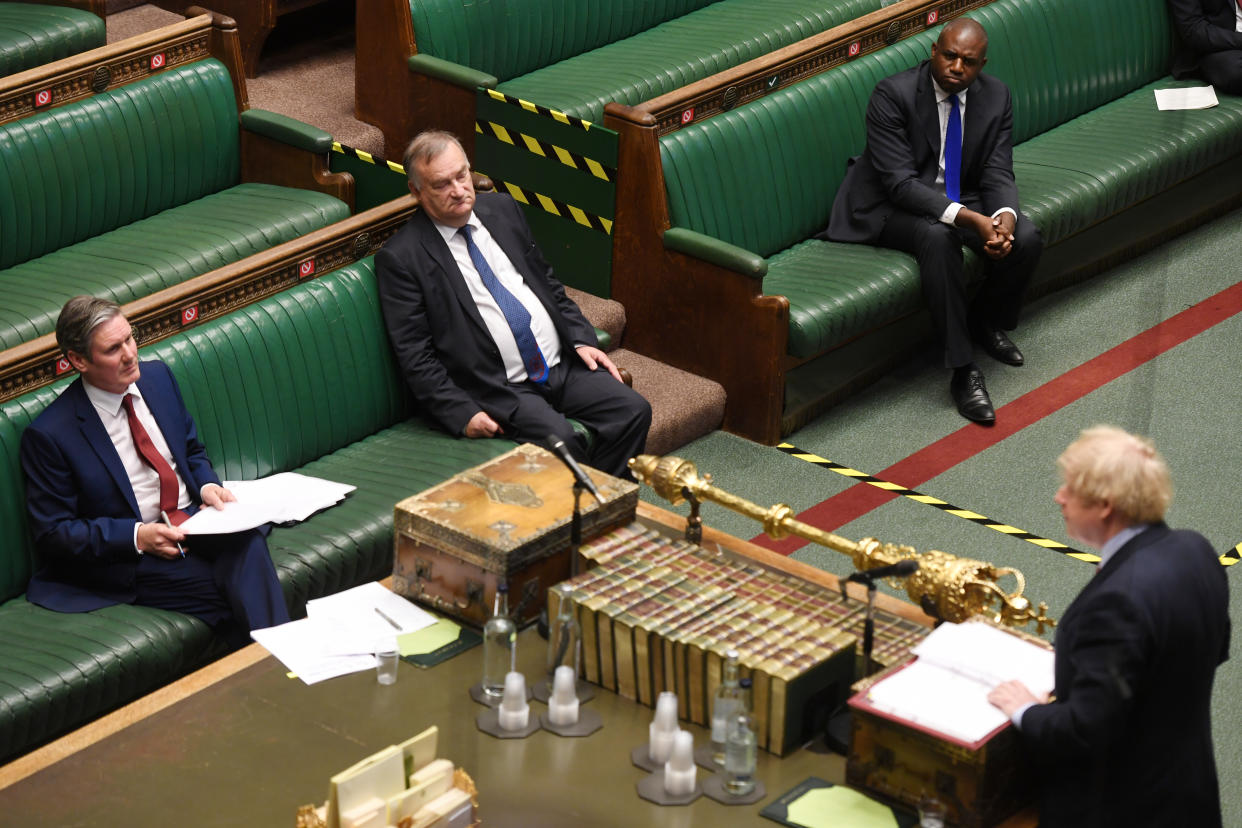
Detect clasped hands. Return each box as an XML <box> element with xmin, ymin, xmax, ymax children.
<box><xmin>462</xmin><ymin>345</ymin><xmax>623</xmax><ymax>439</ymax></box>
<box><xmin>961</xmin><ymin>209</ymin><xmax>1016</xmax><ymax>260</ymax></box>
<box><xmin>135</xmin><ymin>483</ymin><xmax>235</xmax><ymax>559</ymax></box>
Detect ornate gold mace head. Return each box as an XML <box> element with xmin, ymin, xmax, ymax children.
<box><xmin>629</xmin><ymin>454</ymin><xmax>1056</xmax><ymax>633</ymax></box>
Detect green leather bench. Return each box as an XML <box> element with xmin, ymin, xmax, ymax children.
<box><xmin>0</xmin><ymin>2</ymin><xmax>103</xmax><ymax>77</ymax></box>
<box><xmin>356</xmin><ymin>0</ymin><xmax>881</xmax><ymax>155</ymax></box>
<box><xmin>617</xmin><ymin>0</ymin><xmax>1242</xmax><ymax>441</ymax></box>
<box><xmin>0</xmin><ymin>53</ymin><xmax>351</xmax><ymax>350</ymax></box>
<box><xmin>0</xmin><ymin>257</ymin><xmax>513</xmax><ymax>762</ymax></box>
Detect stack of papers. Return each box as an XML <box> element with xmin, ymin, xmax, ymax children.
<box><xmin>180</xmin><ymin>472</ymin><xmax>356</xmax><ymax>535</ymax></box>
<box><xmin>252</xmin><ymin>583</ymin><xmax>437</xmax><ymax>684</ymax></box>
<box><xmin>863</xmin><ymin>620</ymin><xmax>1054</xmax><ymax>745</ymax></box>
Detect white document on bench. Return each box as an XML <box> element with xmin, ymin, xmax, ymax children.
<box><xmin>1154</xmin><ymin>85</ymin><xmax>1218</xmax><ymax>110</ymax></box>
<box><xmin>178</xmin><ymin>472</ymin><xmax>356</xmax><ymax>534</ymax></box>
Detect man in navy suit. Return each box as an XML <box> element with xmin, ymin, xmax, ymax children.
<box><xmin>989</xmin><ymin>426</ymin><xmax>1229</xmax><ymax>827</ymax></box>
<box><xmin>826</xmin><ymin>18</ymin><xmax>1042</xmax><ymax>424</ymax></box>
<box><xmin>376</xmin><ymin>130</ymin><xmax>650</xmax><ymax>478</ymax></box>
<box><xmin>1169</xmin><ymin>0</ymin><xmax>1242</xmax><ymax>95</ymax></box>
<box><xmin>21</xmin><ymin>297</ymin><xmax>289</xmax><ymax>646</ymax></box>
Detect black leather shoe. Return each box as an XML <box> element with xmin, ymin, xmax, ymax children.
<box><xmin>950</xmin><ymin>367</ymin><xmax>996</xmax><ymax>424</ymax></box>
<box><xmin>975</xmin><ymin>327</ymin><xmax>1024</xmax><ymax>366</ymax></box>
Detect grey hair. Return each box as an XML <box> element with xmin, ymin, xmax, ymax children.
<box><xmin>402</xmin><ymin>130</ymin><xmax>465</xmax><ymax>190</ymax></box>
<box><xmin>56</xmin><ymin>295</ymin><xmax>123</xmax><ymax>359</ymax></box>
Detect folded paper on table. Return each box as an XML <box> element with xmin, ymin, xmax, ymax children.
<box><xmin>307</xmin><ymin>582</ymin><xmax>438</xmax><ymax>655</ymax></box>
<box><xmin>179</xmin><ymin>472</ymin><xmax>356</xmax><ymax>534</ymax></box>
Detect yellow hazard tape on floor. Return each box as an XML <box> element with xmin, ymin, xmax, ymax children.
<box><xmin>776</xmin><ymin>443</ymin><xmax>1101</xmax><ymax>563</ymax></box>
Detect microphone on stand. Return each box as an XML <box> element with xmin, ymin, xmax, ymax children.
<box><xmin>844</xmin><ymin>559</ymin><xmax>919</xmax><ymax>586</ymax></box>
<box><xmin>546</xmin><ymin>436</ymin><xmax>605</xmax><ymax>504</ymax></box>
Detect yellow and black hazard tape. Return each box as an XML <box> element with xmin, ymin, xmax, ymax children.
<box><xmin>475</xmin><ymin>120</ymin><xmax>615</xmax><ymax>182</ymax></box>
<box><xmin>331</xmin><ymin>141</ymin><xmax>405</xmax><ymax>175</ymax></box>
<box><xmin>484</xmin><ymin>89</ymin><xmax>595</xmax><ymax>132</ymax></box>
<box><xmin>776</xmin><ymin>443</ymin><xmax>1100</xmax><ymax>565</ymax></box>
<box><xmin>1223</xmin><ymin>543</ymin><xmax>1241</xmax><ymax>567</ymax></box>
<box><xmin>480</xmin><ymin>171</ymin><xmax>612</xmax><ymax>235</ymax></box>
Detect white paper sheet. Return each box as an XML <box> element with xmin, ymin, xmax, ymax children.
<box><xmin>178</xmin><ymin>472</ymin><xmax>356</xmax><ymax>534</ymax></box>
<box><xmin>250</xmin><ymin>618</ymin><xmax>377</xmax><ymax>685</ymax></box>
<box><xmin>306</xmin><ymin>582</ymin><xmax>438</xmax><ymax>655</ymax></box>
<box><xmin>1154</xmin><ymin>85</ymin><xmax>1219</xmax><ymax>110</ymax></box>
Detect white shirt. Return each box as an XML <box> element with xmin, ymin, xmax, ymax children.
<box><xmin>931</xmin><ymin>79</ymin><xmax>1017</xmax><ymax>228</ymax></box>
<box><xmin>434</xmin><ymin>215</ymin><xmax>563</xmax><ymax>383</ymax></box>
<box><xmin>84</xmin><ymin>380</ymin><xmax>191</xmax><ymax>540</ymax></box>
<box><xmin>1235</xmin><ymin>0</ymin><xmax>1241</xmax><ymax>33</ymax></box>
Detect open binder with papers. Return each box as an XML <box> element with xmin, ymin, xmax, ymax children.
<box><xmin>850</xmin><ymin>619</ymin><xmax>1054</xmax><ymax>748</ymax></box>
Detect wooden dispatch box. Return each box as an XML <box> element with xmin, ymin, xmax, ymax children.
<box><xmin>392</xmin><ymin>443</ymin><xmax>638</xmax><ymax>627</ymax></box>
<box><xmin>846</xmin><ymin>662</ymin><xmax>1035</xmax><ymax>828</ymax></box>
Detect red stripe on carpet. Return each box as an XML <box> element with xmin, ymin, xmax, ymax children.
<box><xmin>753</xmin><ymin>278</ymin><xmax>1242</xmax><ymax>554</ymax></box>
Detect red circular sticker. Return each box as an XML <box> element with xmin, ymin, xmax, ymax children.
<box><xmin>927</xmin><ymin>11</ymin><xmax>939</xmax><ymax>25</ymax></box>
<box><xmin>150</xmin><ymin>53</ymin><xmax>166</xmax><ymax>70</ymax></box>
<box><xmin>56</xmin><ymin>357</ymin><xmax>72</xmax><ymax>375</ymax></box>
<box><xmin>680</xmin><ymin>108</ymin><xmax>695</xmax><ymax>125</ymax></box>
<box><xmin>299</xmin><ymin>259</ymin><xmax>316</xmax><ymax>278</ymax></box>
<box><xmin>848</xmin><ymin>42</ymin><xmax>861</xmax><ymax>57</ymax></box>
<box><xmin>35</xmin><ymin>90</ymin><xmax>52</xmax><ymax>107</ymax></box>
<box><xmin>181</xmin><ymin>305</ymin><xmax>198</xmax><ymax>325</ymax></box>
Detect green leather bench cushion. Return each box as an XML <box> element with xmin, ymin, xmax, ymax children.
<box><xmin>410</xmin><ymin>0</ymin><xmax>718</xmax><ymax>82</ymax></box>
<box><xmin>0</xmin><ymin>183</ymin><xmax>350</xmax><ymax>349</ymax></box>
<box><xmin>0</xmin><ymin>599</ymin><xmax>218</xmax><ymax>763</ymax></box>
<box><xmin>498</xmin><ymin>0</ymin><xmax>881</xmax><ymax>121</ymax></box>
<box><xmin>0</xmin><ymin>3</ymin><xmax>105</xmax><ymax>77</ymax></box>
<box><xmin>0</xmin><ymin>58</ymin><xmax>242</xmax><ymax>271</ymax></box>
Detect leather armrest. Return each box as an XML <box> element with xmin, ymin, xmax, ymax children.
<box><xmin>663</xmin><ymin>227</ymin><xmax>767</xmax><ymax>278</ymax></box>
<box><xmin>239</xmin><ymin>109</ymin><xmax>332</xmax><ymax>153</ymax></box>
<box><xmin>408</xmin><ymin>53</ymin><xmax>498</xmax><ymax>91</ymax></box>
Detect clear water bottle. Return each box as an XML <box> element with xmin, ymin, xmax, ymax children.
<box><xmin>724</xmin><ymin>677</ymin><xmax>757</xmax><ymax>796</ymax></box>
<box><xmin>482</xmin><ymin>584</ymin><xmax>515</xmax><ymax>699</ymax></box>
<box><xmin>545</xmin><ymin>582</ymin><xmax>582</xmax><ymax>683</ymax></box>
<box><xmin>710</xmin><ymin>648</ymin><xmax>742</xmax><ymax>766</ymax></box>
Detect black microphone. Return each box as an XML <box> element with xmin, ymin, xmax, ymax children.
<box><xmin>546</xmin><ymin>436</ymin><xmax>605</xmax><ymax>504</ymax></box>
<box><xmin>845</xmin><ymin>559</ymin><xmax>919</xmax><ymax>585</ymax></box>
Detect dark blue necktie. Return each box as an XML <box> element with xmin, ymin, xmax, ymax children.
<box><xmin>459</xmin><ymin>225</ymin><xmax>549</xmax><ymax>383</ymax></box>
<box><xmin>944</xmin><ymin>93</ymin><xmax>962</xmax><ymax>203</ymax></box>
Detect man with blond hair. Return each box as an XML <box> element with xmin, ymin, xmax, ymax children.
<box><xmin>989</xmin><ymin>426</ymin><xmax>1229</xmax><ymax>827</ymax></box>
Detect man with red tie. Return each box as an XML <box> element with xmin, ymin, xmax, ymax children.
<box><xmin>21</xmin><ymin>296</ymin><xmax>288</xmax><ymax>646</ymax></box>
<box><xmin>1169</xmin><ymin>0</ymin><xmax>1242</xmax><ymax>95</ymax></box>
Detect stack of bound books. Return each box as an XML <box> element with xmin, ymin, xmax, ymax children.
<box><xmin>556</xmin><ymin>523</ymin><xmax>932</xmax><ymax>754</ymax></box>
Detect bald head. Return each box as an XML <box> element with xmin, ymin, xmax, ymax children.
<box><xmin>930</xmin><ymin>17</ymin><xmax>988</xmax><ymax>94</ymax></box>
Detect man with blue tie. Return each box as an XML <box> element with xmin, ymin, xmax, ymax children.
<box><xmin>825</xmin><ymin>18</ymin><xmax>1042</xmax><ymax>424</ymax></box>
<box><xmin>21</xmin><ymin>297</ymin><xmax>289</xmax><ymax>646</ymax></box>
<box><xmin>376</xmin><ymin>130</ymin><xmax>651</xmax><ymax>478</ymax></box>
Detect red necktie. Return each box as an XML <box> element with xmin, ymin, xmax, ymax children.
<box><xmin>122</xmin><ymin>394</ymin><xmax>189</xmax><ymax>525</ymax></box>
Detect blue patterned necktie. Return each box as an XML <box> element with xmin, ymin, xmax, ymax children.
<box><xmin>459</xmin><ymin>225</ymin><xmax>549</xmax><ymax>383</ymax></box>
<box><xmin>944</xmin><ymin>92</ymin><xmax>962</xmax><ymax>203</ymax></box>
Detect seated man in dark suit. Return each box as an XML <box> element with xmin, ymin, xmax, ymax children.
<box><xmin>1170</xmin><ymin>0</ymin><xmax>1242</xmax><ymax>95</ymax></box>
<box><xmin>376</xmin><ymin>130</ymin><xmax>651</xmax><ymax>478</ymax></box>
<box><xmin>825</xmin><ymin>18</ymin><xmax>1042</xmax><ymax>424</ymax></box>
<box><xmin>989</xmin><ymin>426</ymin><xmax>1229</xmax><ymax>827</ymax></box>
<box><xmin>21</xmin><ymin>297</ymin><xmax>289</xmax><ymax>646</ymax></box>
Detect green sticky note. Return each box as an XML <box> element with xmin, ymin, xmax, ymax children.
<box><xmin>398</xmin><ymin>619</ymin><xmax>462</xmax><ymax>656</ymax></box>
<box><xmin>786</xmin><ymin>786</ymin><xmax>900</xmax><ymax>828</ymax></box>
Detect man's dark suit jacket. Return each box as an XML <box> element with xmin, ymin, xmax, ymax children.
<box><xmin>375</xmin><ymin>191</ymin><xmax>599</xmax><ymax>437</ymax></box>
<box><xmin>1169</xmin><ymin>0</ymin><xmax>1242</xmax><ymax>80</ymax></box>
<box><xmin>827</xmin><ymin>60</ymin><xmax>1019</xmax><ymax>242</ymax></box>
<box><xmin>1019</xmin><ymin>523</ymin><xmax>1230</xmax><ymax>827</ymax></box>
<box><xmin>21</xmin><ymin>360</ymin><xmax>221</xmax><ymax>612</ymax></box>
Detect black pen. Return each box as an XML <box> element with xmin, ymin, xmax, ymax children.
<box><xmin>160</xmin><ymin>510</ymin><xmax>186</xmax><ymax>558</ymax></box>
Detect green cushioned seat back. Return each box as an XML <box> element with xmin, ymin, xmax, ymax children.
<box><xmin>0</xmin><ymin>258</ymin><xmax>408</xmax><ymax>604</ymax></box>
<box><xmin>0</xmin><ymin>3</ymin><xmax>105</xmax><ymax>76</ymax></box>
<box><xmin>409</xmin><ymin>0</ymin><xmax>718</xmax><ymax>81</ymax></box>
<box><xmin>660</xmin><ymin>0</ymin><xmax>1172</xmax><ymax>257</ymax></box>
<box><xmin>0</xmin><ymin>58</ymin><xmax>241</xmax><ymax>270</ymax></box>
